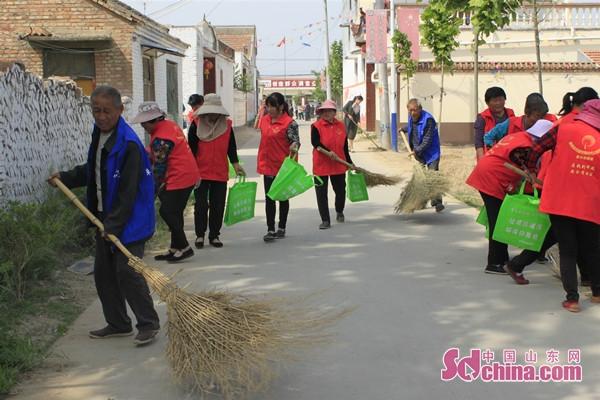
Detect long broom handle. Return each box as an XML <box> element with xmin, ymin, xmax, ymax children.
<box><xmin>316</xmin><ymin>146</ymin><xmax>354</xmax><ymax>169</ymax></box>
<box><xmin>51</xmin><ymin>177</ymin><xmax>136</xmax><ymax>260</ymax></box>
<box><xmin>503</xmin><ymin>162</ymin><xmax>544</xmax><ymax>186</ymax></box>
<box><xmin>398</xmin><ymin>129</ymin><xmax>421</xmax><ymax>167</ymax></box>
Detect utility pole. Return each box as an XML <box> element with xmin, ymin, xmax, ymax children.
<box><xmin>324</xmin><ymin>0</ymin><xmax>332</xmax><ymax>100</ymax></box>
<box><xmin>376</xmin><ymin>0</ymin><xmax>391</xmax><ymax>149</ymax></box>
<box><xmin>389</xmin><ymin>1</ymin><xmax>398</xmax><ymax>151</ymax></box>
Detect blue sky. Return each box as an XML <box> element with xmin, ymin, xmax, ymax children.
<box><xmin>121</xmin><ymin>0</ymin><xmax>345</xmax><ymax>76</ymax></box>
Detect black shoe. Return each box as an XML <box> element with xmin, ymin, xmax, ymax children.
<box><xmin>275</xmin><ymin>229</ymin><xmax>286</xmax><ymax>239</ymax></box>
<box><xmin>336</xmin><ymin>213</ymin><xmax>345</xmax><ymax>223</ymax></box>
<box><xmin>195</xmin><ymin>236</ymin><xmax>204</xmax><ymax>249</ymax></box>
<box><xmin>210</xmin><ymin>237</ymin><xmax>223</xmax><ymax>248</ymax></box>
<box><xmin>133</xmin><ymin>329</ymin><xmax>159</xmax><ymax>346</ymax></box>
<box><xmin>319</xmin><ymin>221</ymin><xmax>331</xmax><ymax>230</ymax></box>
<box><xmin>167</xmin><ymin>247</ymin><xmax>194</xmax><ymax>263</ymax></box>
<box><xmin>263</xmin><ymin>231</ymin><xmax>277</xmax><ymax>242</ymax></box>
<box><xmin>89</xmin><ymin>326</ymin><xmax>133</xmax><ymax>339</ymax></box>
<box><xmin>154</xmin><ymin>249</ymin><xmax>175</xmax><ymax>261</ymax></box>
<box><xmin>536</xmin><ymin>255</ymin><xmax>548</xmax><ymax>264</ymax></box>
<box><xmin>485</xmin><ymin>264</ymin><xmax>508</xmax><ymax>275</ymax></box>
<box><xmin>435</xmin><ymin>203</ymin><xmax>445</xmax><ymax>213</ymax></box>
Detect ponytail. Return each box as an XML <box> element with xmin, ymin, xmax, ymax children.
<box><xmin>559</xmin><ymin>87</ymin><xmax>598</xmax><ymax>116</ymax></box>
<box><xmin>559</xmin><ymin>92</ymin><xmax>575</xmax><ymax>116</ymax></box>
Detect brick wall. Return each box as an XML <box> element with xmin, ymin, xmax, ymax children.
<box><xmin>0</xmin><ymin>0</ymin><xmax>135</xmax><ymax>97</ymax></box>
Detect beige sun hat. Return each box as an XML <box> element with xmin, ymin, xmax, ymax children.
<box><xmin>194</xmin><ymin>93</ymin><xmax>229</xmax><ymax>116</ymax></box>
<box><xmin>131</xmin><ymin>102</ymin><xmax>165</xmax><ymax>124</ymax></box>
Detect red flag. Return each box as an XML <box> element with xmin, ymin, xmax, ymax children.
<box><xmin>277</xmin><ymin>37</ymin><xmax>286</xmax><ymax>47</ymax></box>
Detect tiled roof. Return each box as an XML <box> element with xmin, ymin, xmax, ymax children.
<box><xmin>216</xmin><ymin>34</ymin><xmax>254</xmax><ymax>52</ymax></box>
<box><xmin>583</xmin><ymin>51</ymin><xmax>600</xmax><ymax>66</ymax></box>
<box><xmin>397</xmin><ymin>61</ymin><xmax>599</xmax><ymax>73</ymax></box>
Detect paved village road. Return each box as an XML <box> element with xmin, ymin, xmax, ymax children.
<box><xmin>13</xmin><ymin>122</ymin><xmax>600</xmax><ymax>400</ymax></box>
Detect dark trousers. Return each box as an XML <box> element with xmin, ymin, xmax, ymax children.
<box><xmin>264</xmin><ymin>175</ymin><xmax>289</xmax><ymax>232</ymax></box>
<box><xmin>94</xmin><ymin>233</ymin><xmax>159</xmax><ymax>332</ymax></box>
<box><xmin>158</xmin><ymin>186</ymin><xmax>193</xmax><ymax>250</ymax></box>
<box><xmin>509</xmin><ymin>230</ymin><xmax>557</xmax><ymax>273</ymax></box>
<box><xmin>422</xmin><ymin>158</ymin><xmax>442</xmax><ymax>206</ymax></box>
<box><xmin>315</xmin><ymin>174</ymin><xmax>346</xmax><ymax>222</ymax></box>
<box><xmin>480</xmin><ymin>192</ymin><xmax>509</xmax><ymax>266</ymax></box>
<box><xmin>194</xmin><ymin>180</ymin><xmax>227</xmax><ymax>240</ymax></box>
<box><xmin>550</xmin><ymin>215</ymin><xmax>600</xmax><ymax>301</ymax></box>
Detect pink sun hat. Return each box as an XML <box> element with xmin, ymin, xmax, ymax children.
<box><xmin>316</xmin><ymin>99</ymin><xmax>338</xmax><ymax>113</ymax></box>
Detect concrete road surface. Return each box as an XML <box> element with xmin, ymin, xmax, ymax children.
<box><xmin>13</xmin><ymin>122</ymin><xmax>600</xmax><ymax>400</ymax></box>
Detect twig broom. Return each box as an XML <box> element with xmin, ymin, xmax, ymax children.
<box><xmin>394</xmin><ymin>130</ymin><xmax>450</xmax><ymax>214</ymax></box>
<box><xmin>52</xmin><ymin>177</ymin><xmax>350</xmax><ymax>399</ymax></box>
<box><xmin>317</xmin><ymin>147</ymin><xmax>402</xmax><ymax>187</ymax></box>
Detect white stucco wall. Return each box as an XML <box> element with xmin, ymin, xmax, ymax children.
<box><xmin>216</xmin><ymin>54</ymin><xmax>235</xmax><ymax>122</ymax></box>
<box><xmin>0</xmin><ymin>65</ymin><xmax>92</xmax><ymax>204</ymax></box>
<box><xmin>170</xmin><ymin>26</ymin><xmax>204</xmax><ymax>105</ymax></box>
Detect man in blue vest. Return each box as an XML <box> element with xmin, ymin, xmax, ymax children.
<box><xmin>401</xmin><ymin>98</ymin><xmax>444</xmax><ymax>212</ymax></box>
<box><xmin>48</xmin><ymin>86</ymin><xmax>160</xmax><ymax>346</ymax></box>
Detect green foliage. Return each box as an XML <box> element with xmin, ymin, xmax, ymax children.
<box><xmin>312</xmin><ymin>70</ymin><xmax>326</xmax><ymax>102</ymax></box>
<box><xmin>0</xmin><ymin>191</ymin><xmax>93</xmax><ymax>301</ymax></box>
<box><xmin>391</xmin><ymin>30</ymin><xmax>418</xmax><ymax>81</ymax></box>
<box><xmin>329</xmin><ymin>40</ymin><xmax>343</xmax><ymax>103</ymax></box>
<box><xmin>420</xmin><ymin>0</ymin><xmax>461</xmax><ymax>69</ymax></box>
<box><xmin>234</xmin><ymin>66</ymin><xmax>253</xmax><ymax>93</ymax></box>
<box><xmin>470</xmin><ymin>0</ymin><xmax>521</xmax><ymax>43</ymax></box>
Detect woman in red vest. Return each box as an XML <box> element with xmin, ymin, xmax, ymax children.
<box><xmin>132</xmin><ymin>102</ymin><xmax>200</xmax><ymax>263</ymax></box>
<box><xmin>311</xmin><ymin>100</ymin><xmax>355</xmax><ymax>229</ymax></box>
<box><xmin>506</xmin><ymin>88</ymin><xmax>600</xmax><ymax>286</ymax></box>
<box><xmin>257</xmin><ymin>92</ymin><xmax>300</xmax><ymax>242</ymax></box>
<box><xmin>466</xmin><ymin>119</ymin><xmax>554</xmax><ymax>275</ymax></box>
<box><xmin>474</xmin><ymin>87</ymin><xmax>515</xmax><ymax>161</ymax></box>
<box><xmin>192</xmin><ymin>94</ymin><xmax>245</xmax><ymax>249</ymax></box>
<box><xmin>536</xmin><ymin>100</ymin><xmax>600</xmax><ymax>312</ymax></box>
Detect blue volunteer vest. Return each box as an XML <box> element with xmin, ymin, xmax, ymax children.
<box><xmin>86</xmin><ymin>117</ymin><xmax>155</xmax><ymax>244</ymax></box>
<box><xmin>407</xmin><ymin>110</ymin><xmax>441</xmax><ymax>164</ymax></box>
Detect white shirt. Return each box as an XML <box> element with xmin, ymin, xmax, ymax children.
<box><xmin>96</xmin><ymin>131</ymin><xmax>113</xmax><ymax>212</ymax></box>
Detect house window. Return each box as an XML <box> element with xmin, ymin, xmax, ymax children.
<box><xmin>143</xmin><ymin>55</ymin><xmax>155</xmax><ymax>101</ymax></box>
<box><xmin>220</xmin><ymin>69</ymin><xmax>223</xmax><ymax>87</ymax></box>
<box><xmin>43</xmin><ymin>49</ymin><xmax>95</xmax><ymax>95</ymax></box>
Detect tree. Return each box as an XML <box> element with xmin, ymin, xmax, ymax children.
<box><xmin>420</xmin><ymin>0</ymin><xmax>461</xmax><ymax>137</ymax></box>
<box><xmin>391</xmin><ymin>30</ymin><xmax>418</xmax><ymax>103</ymax></box>
<box><xmin>530</xmin><ymin>0</ymin><xmax>544</xmax><ymax>95</ymax></box>
<box><xmin>329</xmin><ymin>40</ymin><xmax>343</xmax><ymax>104</ymax></box>
<box><xmin>234</xmin><ymin>66</ymin><xmax>253</xmax><ymax>93</ymax></box>
<box><xmin>312</xmin><ymin>70</ymin><xmax>327</xmax><ymax>102</ymax></box>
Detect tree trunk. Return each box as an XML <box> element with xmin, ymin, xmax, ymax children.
<box><xmin>473</xmin><ymin>29</ymin><xmax>479</xmax><ymax>116</ymax></box>
<box><xmin>439</xmin><ymin>64</ymin><xmax>444</xmax><ymax>139</ymax></box>
<box><xmin>533</xmin><ymin>0</ymin><xmax>543</xmax><ymax>95</ymax></box>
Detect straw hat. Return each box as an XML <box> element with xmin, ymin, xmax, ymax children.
<box><xmin>194</xmin><ymin>93</ymin><xmax>229</xmax><ymax>116</ymax></box>
<box><xmin>526</xmin><ymin>119</ymin><xmax>554</xmax><ymax>138</ymax></box>
<box><xmin>316</xmin><ymin>99</ymin><xmax>338</xmax><ymax>113</ymax></box>
<box><xmin>131</xmin><ymin>102</ymin><xmax>165</xmax><ymax>124</ymax></box>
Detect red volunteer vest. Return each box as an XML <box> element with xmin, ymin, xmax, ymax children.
<box><xmin>507</xmin><ymin>114</ymin><xmax>557</xmax><ymax>135</ymax></box>
<box><xmin>195</xmin><ymin>119</ymin><xmax>232</xmax><ymax>182</ymax></box>
<box><xmin>257</xmin><ymin>113</ymin><xmax>295</xmax><ymax>176</ymax></box>
<box><xmin>466</xmin><ymin>131</ymin><xmax>534</xmax><ymax>200</ymax></box>
<box><xmin>540</xmin><ymin>119</ymin><xmax>600</xmax><ymax>224</ymax></box>
<box><xmin>312</xmin><ymin>118</ymin><xmax>348</xmax><ymax>176</ymax></box>
<box><xmin>151</xmin><ymin>119</ymin><xmax>200</xmax><ymax>190</ymax></box>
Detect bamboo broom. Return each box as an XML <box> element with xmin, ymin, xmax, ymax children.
<box><xmin>346</xmin><ymin>116</ymin><xmax>385</xmax><ymax>151</ymax></box>
<box><xmin>316</xmin><ymin>147</ymin><xmax>402</xmax><ymax>187</ymax></box>
<box><xmin>51</xmin><ymin>177</ymin><xmax>350</xmax><ymax>399</ymax></box>
<box><xmin>394</xmin><ymin>129</ymin><xmax>450</xmax><ymax>214</ymax></box>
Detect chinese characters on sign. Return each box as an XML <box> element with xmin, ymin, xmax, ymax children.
<box><xmin>366</xmin><ymin>9</ymin><xmax>388</xmax><ymax>64</ymax></box>
<box><xmin>265</xmin><ymin>79</ymin><xmax>316</xmax><ymax>89</ymax></box>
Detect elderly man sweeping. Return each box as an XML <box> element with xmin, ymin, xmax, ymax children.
<box><xmin>48</xmin><ymin>86</ymin><xmax>160</xmax><ymax>346</ymax></box>
<box><xmin>400</xmin><ymin>98</ymin><xmax>444</xmax><ymax>212</ymax></box>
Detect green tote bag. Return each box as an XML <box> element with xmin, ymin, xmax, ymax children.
<box><xmin>224</xmin><ymin>176</ymin><xmax>257</xmax><ymax>226</ymax></box>
<box><xmin>492</xmin><ymin>183</ymin><xmax>551</xmax><ymax>251</ymax></box>
<box><xmin>267</xmin><ymin>157</ymin><xmax>322</xmax><ymax>201</ymax></box>
<box><xmin>346</xmin><ymin>171</ymin><xmax>369</xmax><ymax>202</ymax></box>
